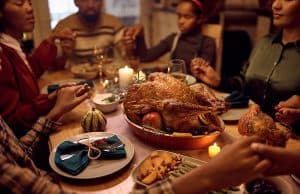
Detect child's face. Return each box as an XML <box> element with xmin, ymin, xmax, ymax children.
<box><xmin>176</xmin><ymin>2</ymin><xmax>202</xmax><ymax>34</ymax></box>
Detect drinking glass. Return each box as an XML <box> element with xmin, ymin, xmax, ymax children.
<box><xmin>168</xmin><ymin>59</ymin><xmax>186</xmax><ymax>74</ymax></box>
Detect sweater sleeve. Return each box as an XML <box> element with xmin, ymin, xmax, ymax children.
<box><xmin>138</xmin><ymin>33</ymin><xmax>175</xmax><ymax>62</ymax></box>
<box><xmin>28</xmin><ymin>40</ymin><xmax>58</xmax><ymax>78</ymax></box>
<box><xmin>199</xmin><ymin>36</ymin><xmax>216</xmax><ymax>69</ymax></box>
<box><xmin>20</xmin><ymin>117</ymin><xmax>61</xmax><ymax>157</ymax></box>
<box><xmin>3</xmin><ymin>93</ymin><xmax>56</xmax><ymax>138</ymax></box>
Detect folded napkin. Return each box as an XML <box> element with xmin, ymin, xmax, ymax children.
<box><xmin>225</xmin><ymin>90</ymin><xmax>249</xmax><ymax>108</ymax></box>
<box><xmin>47</xmin><ymin>80</ymin><xmax>94</xmax><ymax>94</ymax></box>
<box><xmin>54</xmin><ymin>135</ymin><xmax>126</xmax><ymax>175</ymax></box>
<box><xmin>54</xmin><ymin>141</ymin><xmax>89</xmax><ymax>175</ymax></box>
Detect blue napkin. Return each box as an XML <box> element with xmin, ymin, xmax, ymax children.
<box><xmin>225</xmin><ymin>90</ymin><xmax>249</xmax><ymax>108</ymax></box>
<box><xmin>54</xmin><ymin>135</ymin><xmax>126</xmax><ymax>175</ymax></box>
<box><xmin>54</xmin><ymin>141</ymin><xmax>89</xmax><ymax>175</ymax></box>
<box><xmin>47</xmin><ymin>80</ymin><xmax>94</xmax><ymax>94</ymax></box>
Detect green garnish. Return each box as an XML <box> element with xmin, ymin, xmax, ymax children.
<box><xmin>102</xmin><ymin>94</ymin><xmax>116</xmax><ymax>103</ymax></box>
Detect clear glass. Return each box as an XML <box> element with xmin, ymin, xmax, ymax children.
<box><xmin>167</xmin><ymin>59</ymin><xmax>186</xmax><ymax>74</ymax></box>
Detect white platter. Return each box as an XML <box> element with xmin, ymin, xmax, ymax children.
<box><xmin>49</xmin><ymin>132</ymin><xmax>134</xmax><ymax>179</ymax></box>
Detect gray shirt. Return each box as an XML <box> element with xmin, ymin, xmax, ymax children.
<box><xmin>137</xmin><ymin>31</ymin><xmax>216</xmax><ymax>74</ymax></box>
<box><xmin>221</xmin><ymin>31</ymin><xmax>300</xmax><ymax>116</ymax></box>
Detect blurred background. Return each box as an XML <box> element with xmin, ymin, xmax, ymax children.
<box><xmin>28</xmin><ymin>0</ymin><xmax>274</xmax><ymax>79</ymax></box>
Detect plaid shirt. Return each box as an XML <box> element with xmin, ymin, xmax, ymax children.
<box><xmin>0</xmin><ymin>116</ymin><xmax>69</xmax><ymax>194</ymax></box>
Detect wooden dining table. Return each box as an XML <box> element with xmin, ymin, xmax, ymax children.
<box><xmin>39</xmin><ymin>69</ymin><xmax>300</xmax><ymax>194</ymax></box>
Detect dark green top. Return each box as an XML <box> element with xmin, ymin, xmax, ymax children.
<box><xmin>221</xmin><ymin>31</ymin><xmax>300</xmax><ymax>116</ymax></box>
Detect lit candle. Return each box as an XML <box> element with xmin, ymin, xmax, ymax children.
<box><xmin>208</xmin><ymin>143</ymin><xmax>221</xmax><ymax>158</ymax></box>
<box><xmin>119</xmin><ymin>66</ymin><xmax>134</xmax><ymax>89</ymax></box>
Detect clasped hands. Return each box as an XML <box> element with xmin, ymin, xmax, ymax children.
<box><xmin>48</xmin><ymin>28</ymin><xmax>76</xmax><ymax>57</ymax></box>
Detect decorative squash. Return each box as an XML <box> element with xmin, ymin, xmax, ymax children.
<box><xmin>81</xmin><ymin>108</ymin><xmax>107</xmax><ymax>132</ymax></box>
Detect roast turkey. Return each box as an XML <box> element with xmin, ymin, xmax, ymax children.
<box><xmin>123</xmin><ymin>73</ymin><xmax>226</xmax><ymax>133</ymax></box>
<box><xmin>238</xmin><ymin>104</ymin><xmax>290</xmax><ymax>146</ymax></box>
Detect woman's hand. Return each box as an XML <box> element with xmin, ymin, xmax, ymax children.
<box><xmin>48</xmin><ymin>28</ymin><xmax>76</xmax><ymax>57</ymax></box>
<box><xmin>191</xmin><ymin>57</ymin><xmax>221</xmax><ymax>88</ymax></box>
<box><xmin>275</xmin><ymin>95</ymin><xmax>300</xmax><ymax>126</ymax></box>
<box><xmin>251</xmin><ymin>142</ymin><xmax>300</xmax><ymax>175</ymax></box>
<box><xmin>46</xmin><ymin>84</ymin><xmax>91</xmax><ymax>121</ymax></box>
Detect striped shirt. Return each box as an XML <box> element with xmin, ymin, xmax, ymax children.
<box><xmin>54</xmin><ymin>12</ymin><xmax>124</xmax><ymax>65</ymax></box>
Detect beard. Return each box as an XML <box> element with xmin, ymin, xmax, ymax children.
<box><xmin>83</xmin><ymin>14</ymin><xmax>99</xmax><ymax>23</ymax></box>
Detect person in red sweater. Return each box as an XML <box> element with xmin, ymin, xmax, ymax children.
<box><xmin>0</xmin><ymin>0</ymin><xmax>81</xmax><ymax>137</ymax></box>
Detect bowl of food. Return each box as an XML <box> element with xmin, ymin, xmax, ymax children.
<box><xmin>92</xmin><ymin>93</ymin><xmax>120</xmax><ymax>113</ymax></box>
<box><xmin>70</xmin><ymin>63</ymin><xmax>98</xmax><ymax>80</ymax></box>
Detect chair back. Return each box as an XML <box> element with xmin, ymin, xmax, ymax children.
<box><xmin>201</xmin><ymin>23</ymin><xmax>224</xmax><ymax>75</ymax></box>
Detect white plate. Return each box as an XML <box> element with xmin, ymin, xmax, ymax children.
<box><xmin>49</xmin><ymin>132</ymin><xmax>135</xmax><ymax>179</ymax></box>
<box><xmin>215</xmin><ymin>92</ymin><xmax>251</xmax><ymax>121</ymax></box>
<box><xmin>40</xmin><ymin>79</ymin><xmax>86</xmax><ymax>94</ymax></box>
<box><xmin>220</xmin><ymin>108</ymin><xmax>249</xmax><ymax>121</ymax></box>
<box><xmin>186</xmin><ymin>74</ymin><xmax>197</xmax><ymax>85</ymax></box>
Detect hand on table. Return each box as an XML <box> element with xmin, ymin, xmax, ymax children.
<box><xmin>191</xmin><ymin>57</ymin><xmax>220</xmax><ymax>88</ymax></box>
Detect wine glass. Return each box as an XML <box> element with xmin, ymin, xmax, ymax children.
<box><xmin>93</xmin><ymin>46</ymin><xmax>107</xmax><ymax>84</ymax></box>
<box><xmin>167</xmin><ymin>59</ymin><xmax>187</xmax><ymax>82</ymax></box>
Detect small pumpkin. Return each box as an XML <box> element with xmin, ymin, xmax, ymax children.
<box><xmin>81</xmin><ymin>108</ymin><xmax>107</xmax><ymax>132</ymax></box>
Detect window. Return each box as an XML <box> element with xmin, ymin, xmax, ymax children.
<box><xmin>48</xmin><ymin>0</ymin><xmax>140</xmax><ymax>29</ymax></box>
<box><xmin>48</xmin><ymin>0</ymin><xmax>77</xmax><ymax>28</ymax></box>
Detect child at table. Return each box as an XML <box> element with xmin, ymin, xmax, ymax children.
<box><xmin>122</xmin><ymin>0</ymin><xmax>216</xmax><ymax>75</ymax></box>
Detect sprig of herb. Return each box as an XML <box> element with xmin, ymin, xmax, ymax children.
<box><xmin>102</xmin><ymin>94</ymin><xmax>116</xmax><ymax>103</ymax></box>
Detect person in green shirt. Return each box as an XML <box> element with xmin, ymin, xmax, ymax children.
<box><xmin>192</xmin><ymin>0</ymin><xmax>300</xmax><ymax>134</ymax></box>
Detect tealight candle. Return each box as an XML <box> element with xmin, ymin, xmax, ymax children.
<box><xmin>119</xmin><ymin>66</ymin><xmax>134</xmax><ymax>89</ymax></box>
<box><xmin>208</xmin><ymin>143</ymin><xmax>221</xmax><ymax>158</ymax></box>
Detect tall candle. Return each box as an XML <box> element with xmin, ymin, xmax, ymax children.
<box><xmin>119</xmin><ymin>66</ymin><xmax>134</xmax><ymax>89</ymax></box>
<box><xmin>208</xmin><ymin>143</ymin><xmax>221</xmax><ymax>158</ymax></box>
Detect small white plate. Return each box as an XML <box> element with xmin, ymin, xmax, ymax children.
<box><xmin>49</xmin><ymin>132</ymin><xmax>135</xmax><ymax>179</ymax></box>
<box><xmin>215</xmin><ymin>92</ymin><xmax>251</xmax><ymax>122</ymax></box>
<box><xmin>186</xmin><ymin>74</ymin><xmax>197</xmax><ymax>85</ymax></box>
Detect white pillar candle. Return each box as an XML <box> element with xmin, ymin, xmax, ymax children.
<box><xmin>119</xmin><ymin>66</ymin><xmax>134</xmax><ymax>89</ymax></box>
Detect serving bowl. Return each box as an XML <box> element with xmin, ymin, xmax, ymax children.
<box><xmin>92</xmin><ymin>93</ymin><xmax>120</xmax><ymax>113</ymax></box>
<box><xmin>125</xmin><ymin>115</ymin><xmax>224</xmax><ymax>149</ymax></box>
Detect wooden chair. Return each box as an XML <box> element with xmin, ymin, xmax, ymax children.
<box><xmin>201</xmin><ymin>23</ymin><xmax>224</xmax><ymax>76</ymax></box>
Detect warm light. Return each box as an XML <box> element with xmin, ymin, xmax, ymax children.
<box><xmin>119</xmin><ymin>66</ymin><xmax>134</xmax><ymax>89</ymax></box>
<box><xmin>208</xmin><ymin>143</ymin><xmax>221</xmax><ymax>158</ymax></box>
